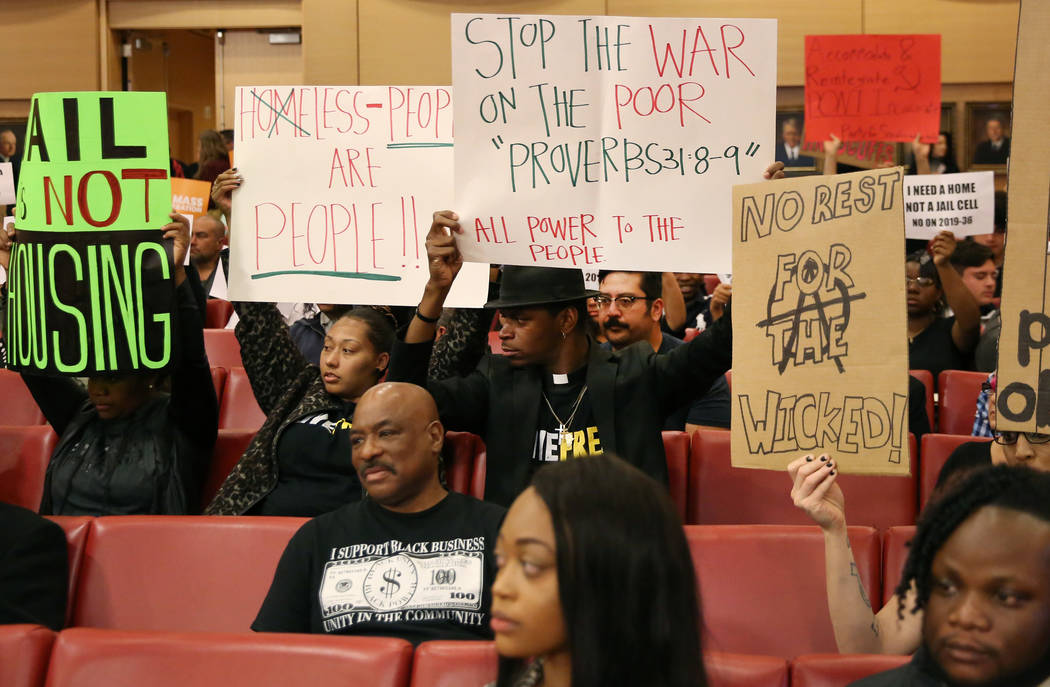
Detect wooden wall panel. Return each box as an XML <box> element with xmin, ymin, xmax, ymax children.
<box><xmin>864</xmin><ymin>0</ymin><xmax>1019</xmax><ymax>84</ymax></box>
<box><xmin>216</xmin><ymin>30</ymin><xmax>304</xmax><ymax>130</ymax></box>
<box><xmin>608</xmin><ymin>0</ymin><xmax>863</xmax><ymax>86</ymax></box>
<box><xmin>0</xmin><ymin>0</ymin><xmax>100</xmax><ymax>99</ymax></box>
<box><xmin>109</xmin><ymin>0</ymin><xmax>301</xmax><ymax>29</ymax></box>
<box><xmin>358</xmin><ymin>0</ymin><xmax>605</xmax><ymax>85</ymax></box>
<box><xmin>302</xmin><ymin>0</ymin><xmax>359</xmax><ymax>85</ymax></box>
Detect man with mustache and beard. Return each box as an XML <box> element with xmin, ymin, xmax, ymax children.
<box><xmin>596</xmin><ymin>270</ymin><xmax>730</xmax><ymax>433</ymax></box>
<box><xmin>253</xmin><ymin>382</ymin><xmax>505</xmax><ymax>643</ymax></box>
<box><xmin>849</xmin><ymin>465</ymin><xmax>1050</xmax><ymax>687</ymax></box>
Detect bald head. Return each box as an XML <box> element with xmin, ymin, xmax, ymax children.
<box><xmin>190</xmin><ymin>214</ymin><xmax>225</xmax><ymax>265</ymax></box>
<box><xmin>0</xmin><ymin>130</ymin><xmax>15</xmax><ymax>158</ymax></box>
<box><xmin>350</xmin><ymin>383</ymin><xmax>447</xmax><ymax>512</ymax></box>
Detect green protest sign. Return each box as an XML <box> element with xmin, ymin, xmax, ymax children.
<box><xmin>6</xmin><ymin>91</ymin><xmax>175</xmax><ymax>375</ymax></box>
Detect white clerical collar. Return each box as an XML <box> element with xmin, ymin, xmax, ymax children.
<box><xmin>552</xmin><ymin>373</ymin><xmax>569</xmax><ymax>385</ymax></box>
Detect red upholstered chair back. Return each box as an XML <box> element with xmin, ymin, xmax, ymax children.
<box><xmin>45</xmin><ymin>516</ymin><xmax>93</xmax><ymax>628</ymax></box>
<box><xmin>0</xmin><ymin>425</ymin><xmax>58</xmax><ymax>510</ymax></box>
<box><xmin>72</xmin><ymin>516</ymin><xmax>305</xmax><ymax>632</ymax></box>
<box><xmin>209</xmin><ymin>366</ymin><xmax>227</xmax><ymax>404</ymax></box>
<box><xmin>0</xmin><ymin>369</ymin><xmax>46</xmax><ymax>425</ymax></box>
<box><xmin>0</xmin><ymin>624</ymin><xmax>54</xmax><ymax>687</ymax></box>
<box><xmin>882</xmin><ymin>525</ymin><xmax>917</xmax><ymax>606</ymax></box>
<box><xmin>201</xmin><ymin>429</ymin><xmax>255</xmax><ymax>508</ymax></box>
<box><xmin>937</xmin><ymin>370</ymin><xmax>988</xmax><ymax>434</ymax></box>
<box><xmin>487</xmin><ymin>331</ymin><xmax>505</xmax><ymax>354</ymax></box>
<box><xmin>444</xmin><ymin>432</ymin><xmax>482</xmax><ymax>496</ymax></box>
<box><xmin>790</xmin><ymin>653</ymin><xmax>911</xmax><ymax>687</ymax></box>
<box><xmin>44</xmin><ymin>628</ymin><xmax>414</xmax><ymax>687</ymax></box>
<box><xmin>204</xmin><ymin>299</ymin><xmax>234</xmax><ymax>329</ymax></box>
<box><xmin>471</xmin><ymin>450</ymin><xmax>487</xmax><ymax>500</ymax></box>
<box><xmin>909</xmin><ymin>369</ymin><xmax>935</xmax><ymax>430</ymax></box>
<box><xmin>687</xmin><ymin>430</ymin><xmax>918</xmax><ymax>530</ymax></box>
<box><xmin>703</xmin><ymin>274</ymin><xmax>721</xmax><ymax>295</ymax></box>
<box><xmin>687</xmin><ymin>525</ymin><xmax>880</xmax><ymax>658</ymax></box>
<box><xmin>410</xmin><ymin>641</ymin><xmax>497</xmax><ymax>687</ymax></box>
<box><xmin>203</xmin><ymin>329</ymin><xmax>243</xmax><ymax>370</ymax></box>
<box><xmin>706</xmin><ymin>652</ymin><xmax>789</xmax><ymax>687</ymax></box>
<box><xmin>219</xmin><ymin>367</ymin><xmax>266</xmax><ymax>431</ymax></box>
<box><xmin>663</xmin><ymin>430</ymin><xmax>689</xmax><ymax>521</ymax></box>
<box><xmin>919</xmin><ymin>434</ymin><xmax>991</xmax><ymax>509</ymax></box>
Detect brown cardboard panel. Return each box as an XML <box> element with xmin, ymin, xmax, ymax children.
<box><xmin>995</xmin><ymin>0</ymin><xmax>1050</xmax><ymax>432</ymax></box>
<box><xmin>731</xmin><ymin>167</ymin><xmax>910</xmax><ymax>474</ymax></box>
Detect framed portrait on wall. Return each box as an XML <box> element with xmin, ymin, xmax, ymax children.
<box><xmin>775</xmin><ymin>109</ymin><xmax>818</xmax><ymax>172</ymax></box>
<box><xmin>967</xmin><ymin>102</ymin><xmax>1011</xmax><ymax>168</ymax></box>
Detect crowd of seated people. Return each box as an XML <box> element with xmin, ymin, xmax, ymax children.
<box><xmin>1</xmin><ymin>46</ymin><xmax>1046</xmax><ymax>687</ymax></box>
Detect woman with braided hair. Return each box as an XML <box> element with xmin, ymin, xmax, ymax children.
<box><xmin>850</xmin><ymin>465</ymin><xmax>1050</xmax><ymax>687</ymax></box>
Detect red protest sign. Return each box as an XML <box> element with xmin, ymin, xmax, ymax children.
<box><xmin>805</xmin><ymin>35</ymin><xmax>941</xmax><ymax>144</ymax></box>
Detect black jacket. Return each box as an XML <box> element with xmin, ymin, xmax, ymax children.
<box><xmin>388</xmin><ymin>310</ymin><xmax>732</xmax><ymax>506</ymax></box>
<box><xmin>0</xmin><ymin>501</ymin><xmax>68</xmax><ymax>630</ymax></box>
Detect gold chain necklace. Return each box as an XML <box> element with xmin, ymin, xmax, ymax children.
<box><xmin>542</xmin><ymin>384</ymin><xmax>588</xmax><ymax>448</ymax></box>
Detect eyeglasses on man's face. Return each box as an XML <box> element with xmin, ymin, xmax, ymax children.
<box><xmin>594</xmin><ymin>294</ymin><xmax>651</xmax><ymax>310</ymax></box>
<box><xmin>905</xmin><ymin>276</ymin><xmax>936</xmax><ymax>288</ymax></box>
<box><xmin>992</xmin><ymin>431</ymin><xmax>1050</xmax><ymax>446</ymax></box>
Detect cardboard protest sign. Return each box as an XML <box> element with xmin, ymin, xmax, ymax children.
<box><xmin>903</xmin><ymin>171</ymin><xmax>993</xmax><ymax>240</ymax></box>
<box><xmin>228</xmin><ymin>85</ymin><xmax>487</xmax><ymax>307</ymax></box>
<box><xmin>0</xmin><ymin>162</ymin><xmax>14</xmax><ymax>205</ymax></box>
<box><xmin>451</xmin><ymin>14</ymin><xmax>777</xmax><ymax>274</ymax></box>
<box><xmin>805</xmin><ymin>35</ymin><xmax>941</xmax><ymax>143</ymax></box>
<box><xmin>6</xmin><ymin>92</ymin><xmax>174</xmax><ymax>375</ymax></box>
<box><xmin>800</xmin><ymin>140</ymin><xmax>898</xmax><ymax>170</ymax></box>
<box><xmin>731</xmin><ymin>167</ymin><xmax>910</xmax><ymax>474</ymax></box>
<box><xmin>995</xmin><ymin>0</ymin><xmax>1050</xmax><ymax>433</ymax></box>
<box><xmin>171</xmin><ymin>178</ymin><xmax>213</xmax><ymax>225</ymax></box>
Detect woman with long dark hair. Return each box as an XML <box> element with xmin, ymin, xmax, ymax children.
<box><xmin>193</xmin><ymin>129</ymin><xmax>231</xmax><ymax>183</ymax></box>
<box><xmin>491</xmin><ymin>455</ymin><xmax>706</xmax><ymax>687</ymax></box>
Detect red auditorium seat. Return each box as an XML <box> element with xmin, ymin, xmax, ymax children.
<box><xmin>488</xmin><ymin>330</ymin><xmax>505</xmax><ymax>354</ymax></box>
<box><xmin>919</xmin><ymin>434</ymin><xmax>991</xmax><ymax>508</ymax></box>
<box><xmin>201</xmin><ymin>430</ymin><xmax>254</xmax><ymax>507</ymax></box>
<box><xmin>0</xmin><ymin>624</ymin><xmax>54</xmax><ymax>687</ymax></box>
<box><xmin>444</xmin><ymin>431</ymin><xmax>481</xmax><ymax>497</ymax></box>
<box><xmin>663</xmin><ymin>430</ymin><xmax>689</xmax><ymax>520</ymax></box>
<box><xmin>45</xmin><ymin>628</ymin><xmax>413</xmax><ymax>687</ymax></box>
<box><xmin>881</xmin><ymin>525</ymin><xmax>916</xmax><ymax>605</ymax></box>
<box><xmin>706</xmin><ymin>652</ymin><xmax>789</xmax><ymax>687</ymax></box>
<box><xmin>937</xmin><ymin>369</ymin><xmax>987</xmax><ymax>434</ymax></box>
<box><xmin>0</xmin><ymin>369</ymin><xmax>46</xmax><ymax>425</ymax></box>
<box><xmin>411</xmin><ymin>641</ymin><xmax>497</xmax><ymax>687</ymax></box>
<box><xmin>205</xmin><ymin>299</ymin><xmax>234</xmax><ymax>329</ymax></box>
<box><xmin>790</xmin><ymin>654</ymin><xmax>910</xmax><ymax>687</ymax></box>
<box><xmin>219</xmin><ymin>367</ymin><xmax>267</xmax><ymax>431</ymax></box>
<box><xmin>703</xmin><ymin>274</ymin><xmax>721</xmax><ymax>295</ymax></box>
<box><xmin>72</xmin><ymin>516</ymin><xmax>306</xmax><ymax>632</ymax></box>
<box><xmin>0</xmin><ymin>425</ymin><xmax>58</xmax><ymax>510</ymax></box>
<box><xmin>210</xmin><ymin>366</ymin><xmax>227</xmax><ymax>403</ymax></box>
<box><xmin>909</xmin><ymin>369</ymin><xmax>935</xmax><ymax>430</ymax></box>
<box><xmin>688</xmin><ymin>525</ymin><xmax>880</xmax><ymax>657</ymax></box>
<box><xmin>203</xmin><ymin>328</ymin><xmax>243</xmax><ymax>369</ymax></box>
<box><xmin>471</xmin><ymin>449</ymin><xmax>487</xmax><ymax>500</ymax></box>
<box><xmin>687</xmin><ymin>430</ymin><xmax>918</xmax><ymax>530</ymax></box>
<box><xmin>46</xmin><ymin>516</ymin><xmax>93</xmax><ymax>628</ymax></box>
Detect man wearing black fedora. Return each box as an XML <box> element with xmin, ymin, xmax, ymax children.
<box><xmin>388</xmin><ymin>165</ymin><xmax>783</xmax><ymax>506</ymax></box>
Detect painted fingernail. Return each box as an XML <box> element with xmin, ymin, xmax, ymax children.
<box><xmin>805</xmin><ymin>456</ymin><xmax>813</xmax><ymax>462</ymax></box>
<box><xmin>820</xmin><ymin>456</ymin><xmax>827</xmax><ymax>462</ymax></box>
<box><xmin>826</xmin><ymin>462</ymin><xmax>834</xmax><ymax>468</ymax></box>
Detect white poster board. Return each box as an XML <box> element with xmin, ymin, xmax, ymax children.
<box><xmin>0</xmin><ymin>163</ymin><xmax>13</xmax><ymax>205</ymax></box>
<box><xmin>903</xmin><ymin>171</ymin><xmax>994</xmax><ymax>239</ymax></box>
<box><xmin>451</xmin><ymin>14</ymin><xmax>777</xmax><ymax>273</ymax></box>
<box><xmin>228</xmin><ymin>85</ymin><xmax>488</xmax><ymax>306</ymax></box>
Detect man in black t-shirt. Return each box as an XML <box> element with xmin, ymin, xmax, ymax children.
<box><xmin>253</xmin><ymin>383</ymin><xmax>506</xmax><ymax>643</ymax></box>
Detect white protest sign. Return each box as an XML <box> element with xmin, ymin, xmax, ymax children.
<box><xmin>451</xmin><ymin>14</ymin><xmax>777</xmax><ymax>273</ymax></box>
<box><xmin>229</xmin><ymin>85</ymin><xmax>488</xmax><ymax>306</ymax></box>
<box><xmin>903</xmin><ymin>171</ymin><xmax>994</xmax><ymax>239</ymax></box>
<box><xmin>0</xmin><ymin>163</ymin><xmax>13</xmax><ymax>205</ymax></box>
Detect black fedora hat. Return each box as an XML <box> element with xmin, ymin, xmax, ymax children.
<box><xmin>484</xmin><ymin>265</ymin><xmax>600</xmax><ymax>309</ymax></box>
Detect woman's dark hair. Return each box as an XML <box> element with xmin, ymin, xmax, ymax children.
<box><xmin>907</xmin><ymin>131</ymin><xmax>959</xmax><ymax>174</ymax></box>
<box><xmin>336</xmin><ymin>306</ymin><xmax>396</xmax><ymax>355</ymax></box>
<box><xmin>906</xmin><ymin>250</ymin><xmax>944</xmax><ymax>317</ymax></box>
<box><xmin>896</xmin><ymin>465</ymin><xmax>1050</xmax><ymax>618</ymax></box>
<box><xmin>196</xmin><ymin>130</ymin><xmax>229</xmax><ymax>169</ymax></box>
<box><xmin>930</xmin><ymin>443</ymin><xmax>992</xmax><ymax>497</ymax></box>
<box><xmin>499</xmin><ymin>454</ymin><xmax>707</xmax><ymax>687</ymax></box>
